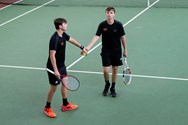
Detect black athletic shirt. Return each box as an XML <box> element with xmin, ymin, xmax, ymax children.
<box><xmin>96</xmin><ymin>20</ymin><xmax>125</xmax><ymax>55</ymax></box>
<box><xmin>46</xmin><ymin>32</ymin><xmax>70</xmax><ymax>69</ymax></box>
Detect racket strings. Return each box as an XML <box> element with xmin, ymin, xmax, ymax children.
<box><xmin>123</xmin><ymin>69</ymin><xmax>131</xmax><ymax>85</ymax></box>
<box><xmin>123</xmin><ymin>58</ymin><xmax>132</xmax><ymax>85</ymax></box>
<box><xmin>66</xmin><ymin>76</ymin><xmax>80</xmax><ymax>91</ymax></box>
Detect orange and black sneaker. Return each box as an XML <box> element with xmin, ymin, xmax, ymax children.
<box><xmin>62</xmin><ymin>102</ymin><xmax>78</xmax><ymax>111</ymax></box>
<box><xmin>44</xmin><ymin>107</ymin><xmax>56</xmax><ymax>118</ymax></box>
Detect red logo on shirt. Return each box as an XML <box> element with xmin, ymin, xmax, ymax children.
<box><xmin>103</xmin><ymin>28</ymin><xmax>108</xmax><ymax>31</ymax></box>
<box><xmin>61</xmin><ymin>42</ymin><xmax>64</xmax><ymax>46</ymax></box>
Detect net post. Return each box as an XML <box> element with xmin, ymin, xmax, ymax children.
<box><xmin>147</xmin><ymin>0</ymin><xmax>150</xmax><ymax>7</ymax></box>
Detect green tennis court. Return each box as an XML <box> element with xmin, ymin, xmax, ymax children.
<box><xmin>0</xmin><ymin>0</ymin><xmax>188</xmax><ymax>125</ymax></box>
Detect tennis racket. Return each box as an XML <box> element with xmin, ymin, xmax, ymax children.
<box><xmin>122</xmin><ymin>57</ymin><xmax>132</xmax><ymax>85</ymax></box>
<box><xmin>46</xmin><ymin>68</ymin><xmax>80</xmax><ymax>91</ymax></box>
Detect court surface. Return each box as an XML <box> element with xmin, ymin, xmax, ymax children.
<box><xmin>0</xmin><ymin>1</ymin><xmax>188</xmax><ymax>125</ymax></box>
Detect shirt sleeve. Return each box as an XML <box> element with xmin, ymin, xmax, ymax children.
<box><xmin>63</xmin><ymin>32</ymin><xmax>70</xmax><ymax>41</ymax></box>
<box><xmin>119</xmin><ymin>23</ymin><xmax>125</xmax><ymax>37</ymax></box>
<box><xmin>95</xmin><ymin>23</ymin><xmax>102</xmax><ymax>36</ymax></box>
<box><xmin>49</xmin><ymin>35</ymin><xmax>57</xmax><ymax>50</ymax></box>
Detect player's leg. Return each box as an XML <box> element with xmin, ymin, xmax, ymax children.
<box><xmin>44</xmin><ymin>85</ymin><xmax>57</xmax><ymax>118</ymax></box>
<box><xmin>47</xmin><ymin>85</ymin><xmax>58</xmax><ymax>103</ymax></box>
<box><xmin>110</xmin><ymin>66</ymin><xmax>118</xmax><ymax>97</ymax></box>
<box><xmin>110</xmin><ymin>54</ymin><xmax>122</xmax><ymax>97</ymax></box>
<box><xmin>44</xmin><ymin>70</ymin><xmax>60</xmax><ymax>118</ymax></box>
<box><xmin>102</xmin><ymin>66</ymin><xmax>111</xmax><ymax>96</ymax></box>
<box><xmin>103</xmin><ymin>66</ymin><xmax>110</xmax><ymax>82</ymax></box>
<box><xmin>61</xmin><ymin>76</ymin><xmax>68</xmax><ymax>105</ymax></box>
<box><xmin>101</xmin><ymin>54</ymin><xmax>111</xmax><ymax>96</ymax></box>
<box><xmin>112</xmin><ymin>66</ymin><xmax>118</xmax><ymax>83</ymax></box>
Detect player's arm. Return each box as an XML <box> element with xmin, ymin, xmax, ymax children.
<box><xmin>86</xmin><ymin>35</ymin><xmax>100</xmax><ymax>50</ymax></box>
<box><xmin>69</xmin><ymin>37</ymin><xmax>82</xmax><ymax>48</ymax></box>
<box><xmin>50</xmin><ymin>50</ymin><xmax>60</xmax><ymax>78</ymax></box>
<box><xmin>69</xmin><ymin>37</ymin><xmax>87</xmax><ymax>53</ymax></box>
<box><xmin>121</xmin><ymin>35</ymin><xmax>127</xmax><ymax>57</ymax></box>
<box><xmin>86</xmin><ymin>22</ymin><xmax>101</xmax><ymax>51</ymax></box>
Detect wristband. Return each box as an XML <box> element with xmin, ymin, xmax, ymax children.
<box><xmin>80</xmin><ymin>45</ymin><xmax>84</xmax><ymax>50</ymax></box>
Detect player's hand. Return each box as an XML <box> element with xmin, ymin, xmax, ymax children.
<box><xmin>123</xmin><ymin>50</ymin><xmax>127</xmax><ymax>57</ymax></box>
<box><xmin>54</xmin><ymin>70</ymin><xmax>60</xmax><ymax>79</ymax></box>
<box><xmin>81</xmin><ymin>48</ymin><xmax>88</xmax><ymax>56</ymax></box>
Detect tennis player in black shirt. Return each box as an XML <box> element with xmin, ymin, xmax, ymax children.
<box><xmin>85</xmin><ymin>7</ymin><xmax>127</xmax><ymax>97</ymax></box>
<box><xmin>44</xmin><ymin>18</ymin><xmax>87</xmax><ymax>118</ymax></box>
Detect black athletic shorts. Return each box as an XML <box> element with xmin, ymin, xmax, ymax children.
<box><xmin>47</xmin><ymin>66</ymin><xmax>67</xmax><ymax>86</ymax></box>
<box><xmin>101</xmin><ymin>53</ymin><xmax>123</xmax><ymax>67</ymax></box>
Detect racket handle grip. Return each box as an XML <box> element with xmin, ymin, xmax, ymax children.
<box><xmin>55</xmin><ymin>78</ymin><xmax>61</xmax><ymax>84</ymax></box>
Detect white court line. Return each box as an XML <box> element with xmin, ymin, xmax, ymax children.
<box><xmin>0</xmin><ymin>0</ymin><xmax>55</xmax><ymax>27</ymax></box>
<box><xmin>67</xmin><ymin>0</ymin><xmax>160</xmax><ymax>69</ymax></box>
<box><xmin>123</xmin><ymin>0</ymin><xmax>160</xmax><ymax>27</ymax></box>
<box><xmin>0</xmin><ymin>64</ymin><xmax>188</xmax><ymax>81</ymax></box>
<box><xmin>0</xmin><ymin>65</ymin><xmax>46</xmax><ymax>71</ymax></box>
<box><xmin>0</xmin><ymin>0</ymin><xmax>23</xmax><ymax>10</ymax></box>
<box><xmin>68</xmin><ymin>70</ymin><xmax>188</xmax><ymax>81</ymax></box>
